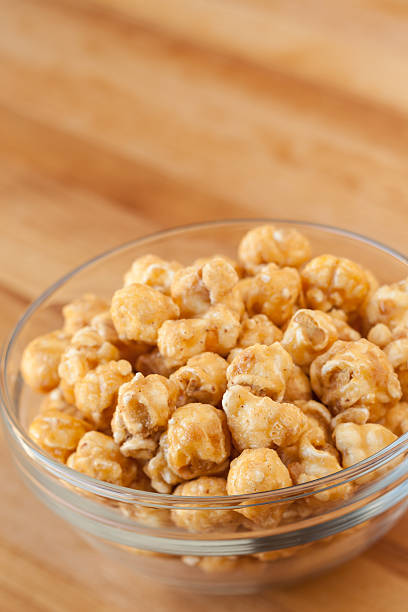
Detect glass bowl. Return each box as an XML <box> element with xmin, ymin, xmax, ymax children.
<box><xmin>1</xmin><ymin>220</ymin><xmax>407</xmax><ymax>595</ymax></box>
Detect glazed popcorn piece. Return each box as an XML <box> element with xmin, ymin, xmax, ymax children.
<box><xmin>29</xmin><ymin>409</ymin><xmax>91</xmax><ymax>462</ymax></box>
<box><xmin>112</xmin><ymin>372</ymin><xmax>178</xmax><ymax>459</ymax></box>
<box><xmin>327</xmin><ymin>310</ymin><xmax>361</xmax><ymax>342</ymax></box>
<box><xmin>41</xmin><ymin>387</ymin><xmax>84</xmax><ymax>419</ymax></box>
<box><xmin>367</xmin><ymin>323</ymin><xmax>393</xmax><ymax>348</ymax></box>
<box><xmin>310</xmin><ymin>339</ymin><xmax>401</xmax><ymax>422</ymax></box>
<box><xmin>245</xmin><ymin>264</ymin><xmax>302</xmax><ymax>326</ymax></box>
<box><xmin>157</xmin><ymin>319</ymin><xmax>207</xmax><ymax>367</ymax></box>
<box><xmin>62</xmin><ymin>294</ymin><xmax>109</xmax><ymax>336</ymax></box>
<box><xmin>136</xmin><ymin>348</ymin><xmax>177</xmax><ymax>378</ymax></box>
<box><xmin>334</xmin><ymin>423</ymin><xmax>397</xmax><ymax>468</ymax></box>
<box><xmin>301</xmin><ymin>255</ymin><xmax>370</xmax><ymax>313</ymax></box>
<box><xmin>226</xmin><ymin>343</ymin><xmax>294</xmax><ymax>400</ymax></box>
<box><xmin>21</xmin><ymin>330</ymin><xmax>70</xmax><ymax>392</ymax></box>
<box><xmin>58</xmin><ymin>327</ymin><xmax>120</xmax><ymax>404</ymax></box>
<box><xmin>170</xmin><ymin>352</ymin><xmax>228</xmax><ymax>407</ymax></box>
<box><xmin>227</xmin><ymin>448</ymin><xmax>292</xmax><ymax>527</ymax></box>
<box><xmin>385</xmin><ymin>402</ymin><xmax>408</xmax><ymax>436</ymax></box>
<box><xmin>67</xmin><ymin>431</ymin><xmax>137</xmax><ymax>486</ymax></box>
<box><xmin>166</xmin><ymin>403</ymin><xmax>231</xmax><ymax>480</ymax></box>
<box><xmin>282</xmin><ymin>309</ymin><xmax>338</xmax><ymax>369</ymax></box>
<box><xmin>238</xmin><ymin>225</ymin><xmax>311</xmax><ymax>274</ymax></box>
<box><xmin>364</xmin><ymin>278</ymin><xmax>408</xmax><ymax>331</ymax></box>
<box><xmin>384</xmin><ymin>338</ymin><xmax>408</xmax><ymax>400</ymax></box>
<box><xmin>171</xmin><ymin>477</ymin><xmax>240</xmax><ymax>532</ymax></box>
<box><xmin>295</xmin><ymin>400</ymin><xmax>332</xmax><ymax>436</ymax></box>
<box><xmin>124</xmin><ymin>254</ymin><xmax>182</xmax><ymax>295</ymax></box>
<box><xmin>237</xmin><ymin>314</ymin><xmax>282</xmax><ymax>348</ymax></box>
<box><xmin>74</xmin><ymin>360</ymin><xmax>133</xmax><ymax>429</ymax></box>
<box><xmin>111</xmin><ymin>283</ymin><xmax>179</xmax><ymax>344</ymax></box>
<box><xmin>223</xmin><ymin>385</ymin><xmax>307</xmax><ymax>452</ymax></box>
<box><xmin>144</xmin><ymin>435</ymin><xmax>183</xmax><ymax>493</ymax></box>
<box><xmin>202</xmin><ymin>304</ymin><xmax>241</xmax><ymax>355</ymax></box>
<box><xmin>171</xmin><ymin>257</ymin><xmax>239</xmax><ymax>317</ymax></box>
<box><xmin>283</xmin><ymin>366</ymin><xmax>312</xmax><ymax>403</ymax></box>
<box><xmin>90</xmin><ymin>310</ymin><xmax>149</xmax><ymax>363</ymax></box>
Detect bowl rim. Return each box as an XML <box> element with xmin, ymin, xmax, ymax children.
<box><xmin>1</xmin><ymin>218</ymin><xmax>408</xmax><ymax>508</ymax></box>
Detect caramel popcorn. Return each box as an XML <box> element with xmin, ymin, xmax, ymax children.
<box><xmin>171</xmin><ymin>257</ymin><xmax>238</xmax><ymax>317</ymax></box>
<box><xmin>282</xmin><ymin>309</ymin><xmax>338</xmax><ymax>369</ymax></box>
<box><xmin>58</xmin><ymin>327</ymin><xmax>119</xmax><ymax>404</ymax></box>
<box><xmin>143</xmin><ymin>435</ymin><xmax>183</xmax><ymax>493</ymax></box>
<box><xmin>227</xmin><ymin>448</ymin><xmax>292</xmax><ymax>527</ymax></box>
<box><xmin>157</xmin><ymin>319</ymin><xmax>207</xmax><ymax>367</ymax></box>
<box><xmin>364</xmin><ymin>278</ymin><xmax>408</xmax><ymax>331</ymax></box>
<box><xmin>90</xmin><ymin>310</ymin><xmax>149</xmax><ymax>363</ymax></box>
<box><xmin>310</xmin><ymin>339</ymin><xmax>401</xmax><ymax>422</ymax></box>
<box><xmin>334</xmin><ymin>423</ymin><xmax>397</xmax><ymax>468</ymax></box>
<box><xmin>283</xmin><ymin>366</ymin><xmax>312</xmax><ymax>402</ymax></box>
<box><xmin>170</xmin><ymin>352</ymin><xmax>228</xmax><ymax>406</ymax></box>
<box><xmin>74</xmin><ymin>360</ymin><xmax>133</xmax><ymax>429</ymax></box>
<box><xmin>62</xmin><ymin>294</ymin><xmax>109</xmax><ymax>336</ymax></box>
<box><xmin>384</xmin><ymin>338</ymin><xmax>408</xmax><ymax>400</ymax></box>
<box><xmin>223</xmin><ymin>385</ymin><xmax>307</xmax><ymax>452</ymax></box>
<box><xmin>245</xmin><ymin>264</ymin><xmax>301</xmax><ymax>326</ymax></box>
<box><xmin>21</xmin><ymin>330</ymin><xmax>70</xmax><ymax>392</ymax></box>
<box><xmin>112</xmin><ymin>372</ymin><xmax>178</xmax><ymax>459</ymax></box>
<box><xmin>67</xmin><ymin>431</ymin><xmax>137</xmax><ymax>486</ymax></box>
<box><xmin>367</xmin><ymin>323</ymin><xmax>393</xmax><ymax>348</ymax></box>
<box><xmin>166</xmin><ymin>403</ymin><xmax>231</xmax><ymax>480</ymax></box>
<box><xmin>238</xmin><ymin>225</ymin><xmax>311</xmax><ymax>274</ymax></box>
<box><xmin>29</xmin><ymin>409</ymin><xmax>91</xmax><ymax>462</ymax></box>
<box><xmin>237</xmin><ymin>314</ymin><xmax>282</xmax><ymax>348</ymax></box>
<box><xmin>172</xmin><ymin>477</ymin><xmax>240</xmax><ymax>532</ymax></box>
<box><xmin>384</xmin><ymin>402</ymin><xmax>408</xmax><ymax>436</ymax></box>
<box><xmin>135</xmin><ymin>348</ymin><xmax>176</xmax><ymax>377</ymax></box>
<box><xmin>202</xmin><ymin>304</ymin><xmax>241</xmax><ymax>355</ymax></box>
<box><xmin>124</xmin><ymin>254</ymin><xmax>182</xmax><ymax>294</ymax></box>
<box><xmin>111</xmin><ymin>283</ymin><xmax>179</xmax><ymax>344</ymax></box>
<box><xmin>226</xmin><ymin>343</ymin><xmax>294</xmax><ymax>401</ymax></box>
<box><xmin>301</xmin><ymin>255</ymin><xmax>370</xmax><ymax>313</ymax></box>
<box><xmin>40</xmin><ymin>387</ymin><xmax>81</xmax><ymax>418</ymax></box>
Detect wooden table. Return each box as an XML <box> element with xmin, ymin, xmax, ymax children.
<box><xmin>1</xmin><ymin>1</ymin><xmax>408</xmax><ymax>610</ymax></box>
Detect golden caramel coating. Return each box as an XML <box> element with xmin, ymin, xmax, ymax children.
<box><xmin>29</xmin><ymin>409</ymin><xmax>91</xmax><ymax>462</ymax></box>
<box><xmin>283</xmin><ymin>366</ymin><xmax>312</xmax><ymax>402</ymax></box>
<box><xmin>333</xmin><ymin>423</ymin><xmax>397</xmax><ymax>468</ymax></box>
<box><xmin>295</xmin><ymin>400</ymin><xmax>332</xmax><ymax>436</ymax></box>
<box><xmin>58</xmin><ymin>327</ymin><xmax>120</xmax><ymax>404</ymax></box>
<box><xmin>143</xmin><ymin>436</ymin><xmax>183</xmax><ymax>493</ymax></box>
<box><xmin>367</xmin><ymin>323</ymin><xmax>393</xmax><ymax>348</ymax></box>
<box><xmin>171</xmin><ymin>257</ymin><xmax>239</xmax><ymax>317</ymax></box>
<box><xmin>222</xmin><ymin>385</ymin><xmax>307</xmax><ymax>452</ymax></box>
<box><xmin>226</xmin><ymin>343</ymin><xmax>294</xmax><ymax>400</ymax></box>
<box><xmin>282</xmin><ymin>309</ymin><xmax>338</xmax><ymax>369</ymax></box>
<box><xmin>40</xmin><ymin>387</ymin><xmax>81</xmax><ymax>418</ymax></box>
<box><xmin>327</xmin><ymin>311</ymin><xmax>361</xmax><ymax>342</ymax></box>
<box><xmin>364</xmin><ymin>278</ymin><xmax>408</xmax><ymax>331</ymax></box>
<box><xmin>121</xmin><ymin>500</ymin><xmax>171</xmax><ymax>528</ymax></box>
<box><xmin>194</xmin><ymin>254</ymin><xmax>243</xmax><ymax>277</ymax></box>
<box><xmin>310</xmin><ymin>339</ymin><xmax>401</xmax><ymax>422</ymax></box>
<box><xmin>136</xmin><ymin>349</ymin><xmax>176</xmax><ymax>378</ymax></box>
<box><xmin>111</xmin><ymin>283</ymin><xmax>179</xmax><ymax>344</ymax></box>
<box><xmin>62</xmin><ymin>294</ymin><xmax>109</xmax><ymax>336</ymax></box>
<box><xmin>166</xmin><ymin>403</ymin><xmax>231</xmax><ymax>480</ymax></box>
<box><xmin>90</xmin><ymin>310</ymin><xmax>149</xmax><ymax>363</ymax></box>
<box><xmin>21</xmin><ymin>330</ymin><xmax>70</xmax><ymax>392</ymax></box>
<box><xmin>384</xmin><ymin>402</ymin><xmax>408</xmax><ymax>436</ymax></box>
<box><xmin>124</xmin><ymin>254</ymin><xmax>182</xmax><ymax>294</ymax></box>
<box><xmin>112</xmin><ymin>372</ymin><xmax>178</xmax><ymax>459</ymax></box>
<box><xmin>157</xmin><ymin>319</ymin><xmax>207</xmax><ymax>367</ymax></box>
<box><xmin>170</xmin><ymin>352</ymin><xmax>228</xmax><ymax>407</ymax></box>
<box><xmin>237</xmin><ymin>314</ymin><xmax>282</xmax><ymax>348</ymax></box>
<box><xmin>227</xmin><ymin>448</ymin><xmax>292</xmax><ymax>527</ymax></box>
<box><xmin>301</xmin><ymin>255</ymin><xmax>370</xmax><ymax>314</ymax></box>
<box><xmin>245</xmin><ymin>264</ymin><xmax>301</xmax><ymax>326</ymax></box>
<box><xmin>171</xmin><ymin>477</ymin><xmax>240</xmax><ymax>532</ymax></box>
<box><xmin>67</xmin><ymin>431</ymin><xmax>137</xmax><ymax>486</ymax></box>
<box><xmin>384</xmin><ymin>338</ymin><xmax>408</xmax><ymax>400</ymax></box>
<box><xmin>202</xmin><ymin>304</ymin><xmax>241</xmax><ymax>355</ymax></box>
<box><xmin>74</xmin><ymin>360</ymin><xmax>133</xmax><ymax>428</ymax></box>
<box><xmin>238</xmin><ymin>225</ymin><xmax>311</xmax><ymax>274</ymax></box>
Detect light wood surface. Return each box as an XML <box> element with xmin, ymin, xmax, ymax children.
<box><xmin>1</xmin><ymin>1</ymin><xmax>408</xmax><ymax>610</ymax></box>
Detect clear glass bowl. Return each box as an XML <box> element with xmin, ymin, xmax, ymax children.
<box><xmin>1</xmin><ymin>220</ymin><xmax>407</xmax><ymax>595</ymax></box>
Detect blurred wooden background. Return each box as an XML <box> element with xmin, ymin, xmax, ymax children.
<box><xmin>0</xmin><ymin>1</ymin><xmax>408</xmax><ymax>610</ymax></box>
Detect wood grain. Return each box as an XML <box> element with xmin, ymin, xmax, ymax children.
<box><xmin>0</xmin><ymin>0</ymin><xmax>407</xmax><ymax>610</ymax></box>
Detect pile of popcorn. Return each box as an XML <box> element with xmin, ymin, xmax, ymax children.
<box><xmin>22</xmin><ymin>225</ymin><xmax>408</xmax><ymax>537</ymax></box>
